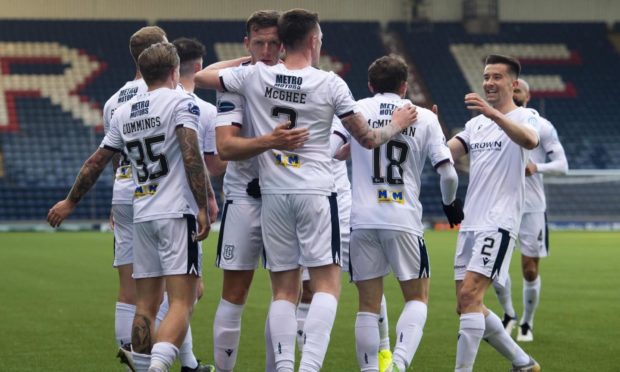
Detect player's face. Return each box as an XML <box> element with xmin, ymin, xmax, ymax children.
<box><xmin>483</xmin><ymin>63</ymin><xmax>516</xmax><ymax>106</ymax></box>
<box><xmin>311</xmin><ymin>25</ymin><xmax>323</xmax><ymax>67</ymax></box>
<box><xmin>513</xmin><ymin>83</ymin><xmax>529</xmax><ymax>107</ymax></box>
<box><xmin>245</xmin><ymin>26</ymin><xmax>281</xmax><ymax>66</ymax></box>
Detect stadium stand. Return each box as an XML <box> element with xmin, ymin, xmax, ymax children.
<box><xmin>1</xmin><ymin>20</ymin><xmax>618</xmax><ymax>222</ymax></box>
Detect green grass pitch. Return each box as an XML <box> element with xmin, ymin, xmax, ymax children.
<box><xmin>0</xmin><ymin>230</ymin><xmax>618</xmax><ymax>371</ymax></box>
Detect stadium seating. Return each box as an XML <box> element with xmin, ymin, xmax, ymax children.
<box><xmin>0</xmin><ymin>20</ymin><xmax>618</xmax><ymax>222</ymax></box>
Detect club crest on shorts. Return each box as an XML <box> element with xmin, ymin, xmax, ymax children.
<box><xmin>223</xmin><ymin>244</ymin><xmax>235</xmax><ymax>260</ymax></box>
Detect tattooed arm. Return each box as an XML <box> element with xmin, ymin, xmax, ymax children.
<box><xmin>341</xmin><ymin>104</ymin><xmax>418</xmax><ymax>149</ymax></box>
<box><xmin>177</xmin><ymin>127</ymin><xmax>210</xmax><ymax>240</ymax></box>
<box><xmin>47</xmin><ymin>147</ymin><xmax>116</xmax><ymax>227</ymax></box>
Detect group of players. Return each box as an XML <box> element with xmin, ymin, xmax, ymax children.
<box><xmin>46</xmin><ymin>7</ymin><xmax>567</xmax><ymax>372</ymax></box>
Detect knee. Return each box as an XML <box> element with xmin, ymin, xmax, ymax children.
<box><xmin>457</xmin><ymin>289</ymin><xmax>481</xmax><ymax>313</ymax></box>
<box><xmin>223</xmin><ymin>288</ymin><xmax>249</xmax><ymax>305</ymax></box>
<box><xmin>523</xmin><ymin>268</ymin><xmax>538</xmax><ymax>282</ymax></box>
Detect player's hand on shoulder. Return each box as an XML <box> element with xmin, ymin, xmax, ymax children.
<box><xmin>47</xmin><ymin>199</ymin><xmax>77</xmax><ymax>228</ymax></box>
<box><xmin>391</xmin><ymin>103</ymin><xmax>418</xmax><ymax>130</ymax></box>
<box><xmin>442</xmin><ymin>198</ymin><xmax>464</xmax><ymax>228</ymax></box>
<box><xmin>464</xmin><ymin>93</ymin><xmax>496</xmax><ymax>118</ymax></box>
<box><xmin>270</xmin><ymin>121</ymin><xmax>309</xmax><ymax>151</ymax></box>
<box><xmin>195</xmin><ymin>207</ymin><xmax>210</xmax><ymax>241</ymax></box>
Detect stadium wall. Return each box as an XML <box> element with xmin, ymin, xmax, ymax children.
<box><xmin>2</xmin><ymin>0</ymin><xmax>620</xmax><ymax>24</ymax></box>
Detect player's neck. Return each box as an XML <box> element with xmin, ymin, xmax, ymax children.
<box><xmin>494</xmin><ymin>100</ymin><xmax>519</xmax><ymax>115</ymax></box>
<box><xmin>283</xmin><ymin>51</ymin><xmax>312</xmax><ymax>70</ymax></box>
<box><xmin>134</xmin><ymin>70</ymin><xmax>142</xmax><ymax>80</ymax></box>
<box><xmin>179</xmin><ymin>76</ymin><xmax>195</xmax><ymax>93</ymax></box>
<box><xmin>147</xmin><ymin>80</ymin><xmax>173</xmax><ymax>92</ymax></box>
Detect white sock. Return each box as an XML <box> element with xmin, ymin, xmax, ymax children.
<box><xmin>155</xmin><ymin>293</ymin><xmax>170</xmax><ymax>329</ymax></box>
<box><xmin>268</xmin><ymin>300</ymin><xmax>297</xmax><ymax>372</ymax></box>
<box><xmin>213</xmin><ymin>298</ymin><xmax>245</xmax><ymax>372</ymax></box>
<box><xmin>522</xmin><ymin>276</ymin><xmax>541</xmax><ymax>326</ymax></box>
<box><xmin>378</xmin><ymin>295</ymin><xmax>390</xmax><ymax>350</ymax></box>
<box><xmin>483</xmin><ymin>311</ymin><xmax>530</xmax><ymax>366</ymax></box>
<box><xmin>296</xmin><ymin>302</ymin><xmax>311</xmax><ymax>351</ymax></box>
<box><xmin>455</xmin><ymin>312</ymin><xmax>485</xmax><ymax>372</ymax></box>
<box><xmin>299</xmin><ymin>292</ymin><xmax>338</xmax><ymax>372</ymax></box>
<box><xmin>392</xmin><ymin>300</ymin><xmax>427</xmax><ymax>370</ymax></box>
<box><xmin>150</xmin><ymin>342</ymin><xmax>178</xmax><ymax>371</ymax></box>
<box><xmin>132</xmin><ymin>351</ymin><xmax>151</xmax><ymax>372</ymax></box>
<box><xmin>115</xmin><ymin>302</ymin><xmax>136</xmax><ymax>347</ymax></box>
<box><xmin>265</xmin><ymin>311</ymin><xmax>277</xmax><ymax>372</ymax></box>
<box><xmin>493</xmin><ymin>275</ymin><xmax>516</xmax><ymax>318</ymax></box>
<box><xmin>355</xmin><ymin>312</ymin><xmax>380</xmax><ymax>372</ymax></box>
<box><xmin>179</xmin><ymin>324</ymin><xmax>198</xmax><ymax>369</ymax></box>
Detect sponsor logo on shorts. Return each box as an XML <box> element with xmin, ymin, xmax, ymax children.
<box><xmin>223</xmin><ymin>244</ymin><xmax>234</xmax><ymax>260</ymax></box>
<box><xmin>273</xmin><ymin>151</ymin><xmax>300</xmax><ymax>168</ymax></box>
<box><xmin>134</xmin><ymin>183</ymin><xmax>158</xmax><ymax>198</ymax></box>
<box><xmin>377</xmin><ymin>189</ymin><xmax>405</xmax><ymax>204</ymax></box>
<box><xmin>482</xmin><ymin>257</ymin><xmax>490</xmax><ymax>265</ymax></box>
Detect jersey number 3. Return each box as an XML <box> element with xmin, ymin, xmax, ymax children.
<box><xmin>372</xmin><ymin>140</ymin><xmax>409</xmax><ymax>185</ymax></box>
<box><xmin>125</xmin><ymin>134</ymin><xmax>169</xmax><ymax>183</ymax></box>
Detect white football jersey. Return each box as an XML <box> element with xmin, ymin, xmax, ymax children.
<box><xmin>192</xmin><ymin>93</ymin><xmax>217</xmax><ymax>154</ymax></box>
<box><xmin>214</xmin><ymin>91</ymin><xmax>260</xmax><ymax>202</ymax></box>
<box><xmin>456</xmin><ymin>107</ymin><xmax>539</xmax><ymax>236</ymax></box>
<box><xmin>101</xmin><ymin>87</ymin><xmax>201</xmax><ymax>223</ymax></box>
<box><xmin>219</xmin><ymin>63</ymin><xmax>358</xmax><ymax>195</ymax></box>
<box><xmin>331</xmin><ymin>117</ymin><xmax>351</xmax><ymax>193</ymax></box>
<box><xmin>348</xmin><ymin>93</ymin><xmax>452</xmax><ymax>235</ymax></box>
<box><xmin>103</xmin><ymin>79</ymin><xmax>147</xmax><ymax>205</ymax></box>
<box><xmin>523</xmin><ymin>109</ymin><xmax>565</xmax><ymax>213</ymax></box>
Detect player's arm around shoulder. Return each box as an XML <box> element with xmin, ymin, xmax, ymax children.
<box><xmin>342</xmin><ymin>104</ymin><xmax>418</xmax><ymax>149</ymax></box>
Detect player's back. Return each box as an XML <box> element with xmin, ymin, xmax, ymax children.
<box><xmin>103</xmin><ymin>79</ymin><xmax>148</xmax><ymax>204</ymax></box>
<box><xmin>220</xmin><ymin>62</ymin><xmax>357</xmax><ymax>195</ymax></box>
<box><xmin>109</xmin><ymin>87</ymin><xmax>201</xmax><ymax>222</ymax></box>
<box><xmin>350</xmin><ymin>93</ymin><xmax>449</xmax><ymax>235</ymax></box>
<box><xmin>524</xmin><ymin>109</ymin><xmax>560</xmax><ymax>213</ymax></box>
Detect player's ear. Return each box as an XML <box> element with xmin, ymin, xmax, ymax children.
<box><xmin>244</xmin><ymin>36</ymin><xmax>250</xmax><ymax>52</ymax></box>
<box><xmin>400</xmin><ymin>81</ymin><xmax>408</xmax><ymax>97</ymax></box>
<box><xmin>193</xmin><ymin>61</ymin><xmax>202</xmax><ymax>74</ymax></box>
<box><xmin>367</xmin><ymin>82</ymin><xmax>375</xmax><ymax>94</ymax></box>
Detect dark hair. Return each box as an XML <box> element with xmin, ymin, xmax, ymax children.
<box><xmin>246</xmin><ymin>10</ymin><xmax>280</xmax><ymax>36</ymax></box>
<box><xmin>172</xmin><ymin>37</ymin><xmax>206</xmax><ymax>76</ymax></box>
<box><xmin>129</xmin><ymin>26</ymin><xmax>167</xmax><ymax>63</ymax></box>
<box><xmin>278</xmin><ymin>9</ymin><xmax>319</xmax><ymax>51</ymax></box>
<box><xmin>368</xmin><ymin>55</ymin><xmax>408</xmax><ymax>94</ymax></box>
<box><xmin>485</xmin><ymin>54</ymin><xmax>521</xmax><ymax>78</ymax></box>
<box><xmin>138</xmin><ymin>42</ymin><xmax>179</xmax><ymax>86</ymax></box>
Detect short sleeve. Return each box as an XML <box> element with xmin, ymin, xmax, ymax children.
<box><xmin>329</xmin><ymin>73</ymin><xmax>358</xmax><ymax>120</ymax></box>
<box><xmin>331</xmin><ymin>115</ymin><xmax>351</xmax><ymax>143</ymax></box>
<box><xmin>539</xmin><ymin>119</ymin><xmax>562</xmax><ymax>154</ymax></box>
<box><xmin>219</xmin><ymin>64</ymin><xmax>256</xmax><ymax>94</ymax></box>
<box><xmin>100</xmin><ymin>114</ymin><xmax>123</xmax><ymax>152</ymax></box>
<box><xmin>454</xmin><ymin>119</ymin><xmax>473</xmax><ymax>152</ymax></box>
<box><xmin>427</xmin><ymin>115</ymin><xmax>453</xmax><ymax>168</ymax></box>
<box><xmin>174</xmin><ymin>95</ymin><xmax>200</xmax><ymax>133</ymax></box>
<box><xmin>214</xmin><ymin>91</ymin><xmax>245</xmax><ymax>129</ymax></box>
<box><xmin>201</xmin><ymin>102</ymin><xmax>218</xmax><ymax>155</ymax></box>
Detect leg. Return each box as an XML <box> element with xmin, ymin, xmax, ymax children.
<box><xmin>354</xmin><ymin>277</ymin><xmax>384</xmax><ymax>372</ymax></box>
<box><xmin>299</xmin><ymin>264</ymin><xmax>341</xmax><ymax>372</ymax></box>
<box><xmin>113</xmin><ymin>204</ymin><xmax>137</xmax><ymax>348</ymax></box>
<box><xmin>116</xmin><ymin>264</ymin><xmax>137</xmax><ymax>348</ymax></box>
<box><xmin>213</xmin><ymin>269</ymin><xmax>255</xmax><ymax>372</ymax></box>
<box><xmin>454</xmin><ymin>272</ymin><xmax>490</xmax><ymax>372</ymax></box>
<box><xmin>150</xmin><ymin>274</ymin><xmax>198</xmax><ymax>371</ymax></box>
<box><xmin>297</xmin><ymin>271</ymin><xmax>313</xmax><ymax>350</ymax></box>
<box><xmin>492</xmin><ymin>273</ymin><xmax>517</xmax><ymax>332</ymax></box>
<box><xmin>391</xmin><ymin>278</ymin><xmax>429</xmax><ymax>371</ymax></box>
<box><xmin>519</xmin><ymin>255</ymin><xmax>540</xmax><ymax>342</ymax></box>
<box><xmin>268</xmin><ymin>269</ymin><xmax>301</xmax><ymax>372</ymax></box>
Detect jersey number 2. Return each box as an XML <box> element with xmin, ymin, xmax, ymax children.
<box><xmin>372</xmin><ymin>140</ymin><xmax>409</xmax><ymax>185</ymax></box>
